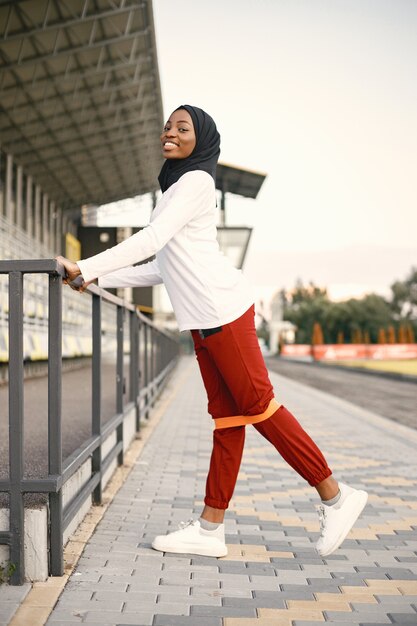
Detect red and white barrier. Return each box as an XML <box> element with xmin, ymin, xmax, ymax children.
<box><xmin>281</xmin><ymin>343</ymin><xmax>417</xmax><ymax>361</ymax></box>
<box><xmin>280</xmin><ymin>344</ymin><xmax>312</xmax><ymax>358</ymax></box>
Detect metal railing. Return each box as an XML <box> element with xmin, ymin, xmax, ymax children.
<box><xmin>0</xmin><ymin>213</ymin><xmax>97</xmax><ymax>364</ymax></box>
<box><xmin>0</xmin><ymin>259</ymin><xmax>179</xmax><ymax>584</ymax></box>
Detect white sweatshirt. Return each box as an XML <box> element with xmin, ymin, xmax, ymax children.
<box><xmin>77</xmin><ymin>170</ymin><xmax>254</xmax><ymax>332</ymax></box>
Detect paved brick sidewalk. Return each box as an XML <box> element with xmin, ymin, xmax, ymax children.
<box><xmin>43</xmin><ymin>356</ymin><xmax>417</xmax><ymax>625</ymax></box>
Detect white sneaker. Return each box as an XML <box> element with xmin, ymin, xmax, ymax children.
<box><xmin>152</xmin><ymin>519</ymin><xmax>228</xmax><ymax>557</ymax></box>
<box><xmin>316</xmin><ymin>482</ymin><xmax>368</xmax><ymax>557</ymax></box>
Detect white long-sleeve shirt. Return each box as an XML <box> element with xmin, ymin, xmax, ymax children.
<box><xmin>77</xmin><ymin>170</ymin><xmax>254</xmax><ymax>332</ymax></box>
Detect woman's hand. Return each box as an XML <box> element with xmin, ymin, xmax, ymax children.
<box><xmin>55</xmin><ymin>255</ymin><xmax>83</xmax><ymax>290</ymax></box>
<box><xmin>79</xmin><ymin>278</ymin><xmax>95</xmax><ymax>293</ymax></box>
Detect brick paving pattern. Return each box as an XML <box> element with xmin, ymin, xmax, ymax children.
<box><xmin>29</xmin><ymin>357</ymin><xmax>417</xmax><ymax>624</ymax></box>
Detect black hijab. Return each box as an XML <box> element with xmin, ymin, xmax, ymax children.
<box><xmin>158</xmin><ymin>104</ymin><xmax>221</xmax><ymax>193</ymax></box>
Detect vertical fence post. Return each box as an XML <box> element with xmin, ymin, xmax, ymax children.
<box><xmin>92</xmin><ymin>293</ymin><xmax>102</xmax><ymax>504</ymax></box>
<box><xmin>8</xmin><ymin>271</ymin><xmax>25</xmax><ymax>584</ymax></box>
<box><xmin>154</xmin><ymin>330</ymin><xmax>158</xmax><ymax>401</ymax></box>
<box><xmin>155</xmin><ymin>332</ymin><xmax>159</xmax><ymax>385</ymax></box>
<box><xmin>0</xmin><ymin>262</ymin><xmax>180</xmax><ymax>585</ymax></box>
<box><xmin>162</xmin><ymin>336</ymin><xmax>166</xmax><ymax>371</ymax></box>
<box><xmin>116</xmin><ymin>306</ymin><xmax>124</xmax><ymax>465</ymax></box>
<box><xmin>158</xmin><ymin>332</ymin><xmax>162</xmax><ymax>378</ymax></box>
<box><xmin>143</xmin><ymin>323</ymin><xmax>149</xmax><ymax>419</ymax></box>
<box><xmin>48</xmin><ymin>271</ymin><xmax>64</xmax><ymax>576</ymax></box>
<box><xmin>151</xmin><ymin>329</ymin><xmax>155</xmax><ymax>406</ymax></box>
<box><xmin>130</xmin><ymin>310</ymin><xmax>140</xmax><ymax>431</ymax></box>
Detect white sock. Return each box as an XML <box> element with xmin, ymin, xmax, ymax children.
<box><xmin>321</xmin><ymin>489</ymin><xmax>341</xmax><ymax>507</ymax></box>
<box><xmin>199</xmin><ymin>517</ymin><xmax>221</xmax><ymax>531</ymax></box>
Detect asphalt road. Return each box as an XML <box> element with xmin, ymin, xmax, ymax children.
<box><xmin>265</xmin><ymin>357</ymin><xmax>417</xmax><ymax>430</ymax></box>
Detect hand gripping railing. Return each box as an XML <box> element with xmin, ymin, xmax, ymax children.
<box><xmin>0</xmin><ymin>259</ymin><xmax>179</xmax><ymax>584</ymax></box>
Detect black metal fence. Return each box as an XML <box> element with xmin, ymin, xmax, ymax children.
<box><xmin>0</xmin><ymin>259</ymin><xmax>179</xmax><ymax>584</ymax></box>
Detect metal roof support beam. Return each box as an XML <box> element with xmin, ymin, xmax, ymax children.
<box><xmin>1</xmin><ymin>72</ymin><xmax>153</xmax><ymax>116</ymax></box>
<box><xmin>0</xmin><ymin>0</ymin><xmax>164</xmax><ymax>209</ymax></box>
<box><xmin>32</xmin><ymin>161</ymin><xmax>151</xmax><ymax>201</ymax></box>
<box><xmin>5</xmin><ymin>6</ymin><xmax>112</xmax><ymax>198</ymax></box>
<box><xmin>34</xmin><ymin>166</ymin><xmax>154</xmax><ymax>206</ymax></box>
<box><xmin>0</xmin><ymin>87</ymin><xmax>157</xmax><ymax>144</ymax></box>
<box><xmin>0</xmin><ymin>58</ymin><xmax>148</xmax><ymax>95</ymax></box>
<box><xmin>23</xmin><ymin>123</ymin><xmax>156</xmax><ymax>169</ymax></box>
<box><xmin>1</xmin><ymin>3</ymin><xmax>147</xmax><ymax>42</ymax></box>
<box><xmin>0</xmin><ymin>75</ymin><xmax>88</xmax><ymax>200</ymax></box>
<box><xmin>13</xmin><ymin>117</ymin><xmax>156</xmax><ymax>158</ymax></box>
<box><xmin>1</xmin><ymin>110</ymin><xmax>158</xmax><ymax>150</ymax></box>
<box><xmin>84</xmin><ymin>9</ymin><xmax>131</xmax><ymax>193</ymax></box>
<box><xmin>2</xmin><ymin>30</ymin><xmax>149</xmax><ymax>70</ymax></box>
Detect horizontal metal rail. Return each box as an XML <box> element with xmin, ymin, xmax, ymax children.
<box><xmin>0</xmin><ymin>258</ymin><xmax>179</xmax><ymax>584</ymax></box>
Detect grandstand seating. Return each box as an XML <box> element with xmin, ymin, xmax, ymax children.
<box><xmin>0</xmin><ymin>213</ymin><xmax>117</xmax><ymax>362</ymax></box>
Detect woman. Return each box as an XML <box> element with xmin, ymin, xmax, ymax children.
<box><xmin>58</xmin><ymin>104</ymin><xmax>367</xmax><ymax>559</ymax></box>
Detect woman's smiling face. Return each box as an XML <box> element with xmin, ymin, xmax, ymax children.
<box><xmin>160</xmin><ymin>109</ymin><xmax>196</xmax><ymax>159</ymax></box>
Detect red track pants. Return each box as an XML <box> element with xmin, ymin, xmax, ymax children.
<box><xmin>191</xmin><ymin>305</ymin><xmax>332</xmax><ymax>510</ymax></box>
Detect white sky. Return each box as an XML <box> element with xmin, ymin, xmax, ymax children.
<box><xmin>152</xmin><ymin>0</ymin><xmax>417</xmax><ymax>306</ymax></box>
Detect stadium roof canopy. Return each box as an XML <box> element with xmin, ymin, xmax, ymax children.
<box><xmin>216</xmin><ymin>162</ymin><xmax>266</xmax><ymax>199</ymax></box>
<box><xmin>0</xmin><ymin>0</ymin><xmax>164</xmax><ymax>210</ymax></box>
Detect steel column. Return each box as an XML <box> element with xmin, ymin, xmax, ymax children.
<box><xmin>92</xmin><ymin>293</ymin><xmax>102</xmax><ymax>504</ymax></box>
<box><xmin>8</xmin><ymin>271</ymin><xmax>25</xmax><ymax>585</ymax></box>
<box><xmin>116</xmin><ymin>306</ymin><xmax>124</xmax><ymax>465</ymax></box>
<box><xmin>55</xmin><ymin>207</ymin><xmax>62</xmax><ymax>255</ymax></box>
<box><xmin>151</xmin><ymin>329</ymin><xmax>156</xmax><ymax>406</ymax></box>
<box><xmin>25</xmin><ymin>175</ymin><xmax>33</xmax><ymax>237</ymax></box>
<box><xmin>34</xmin><ymin>185</ymin><xmax>41</xmax><ymax>243</ymax></box>
<box><xmin>42</xmin><ymin>194</ymin><xmax>49</xmax><ymax>248</ymax></box>
<box><xmin>48</xmin><ymin>272</ymin><xmax>63</xmax><ymax>576</ymax></box>
<box><xmin>5</xmin><ymin>154</ymin><xmax>13</xmax><ymax>222</ymax></box>
<box><xmin>49</xmin><ymin>202</ymin><xmax>55</xmax><ymax>252</ymax></box>
<box><xmin>130</xmin><ymin>310</ymin><xmax>140</xmax><ymax>431</ymax></box>
<box><xmin>143</xmin><ymin>323</ymin><xmax>149</xmax><ymax>418</ymax></box>
<box><xmin>16</xmin><ymin>165</ymin><xmax>23</xmax><ymax>229</ymax></box>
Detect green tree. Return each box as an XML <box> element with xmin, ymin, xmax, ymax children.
<box><xmin>391</xmin><ymin>267</ymin><xmax>417</xmax><ymax>320</ymax></box>
<box><xmin>283</xmin><ymin>280</ymin><xmax>330</xmax><ymax>344</ymax></box>
<box><xmin>322</xmin><ymin>295</ymin><xmax>392</xmax><ymax>344</ymax></box>
<box><xmin>354</xmin><ymin>294</ymin><xmax>393</xmax><ymax>343</ymax></box>
<box><xmin>284</xmin><ymin>281</ymin><xmax>394</xmax><ymax>344</ymax></box>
